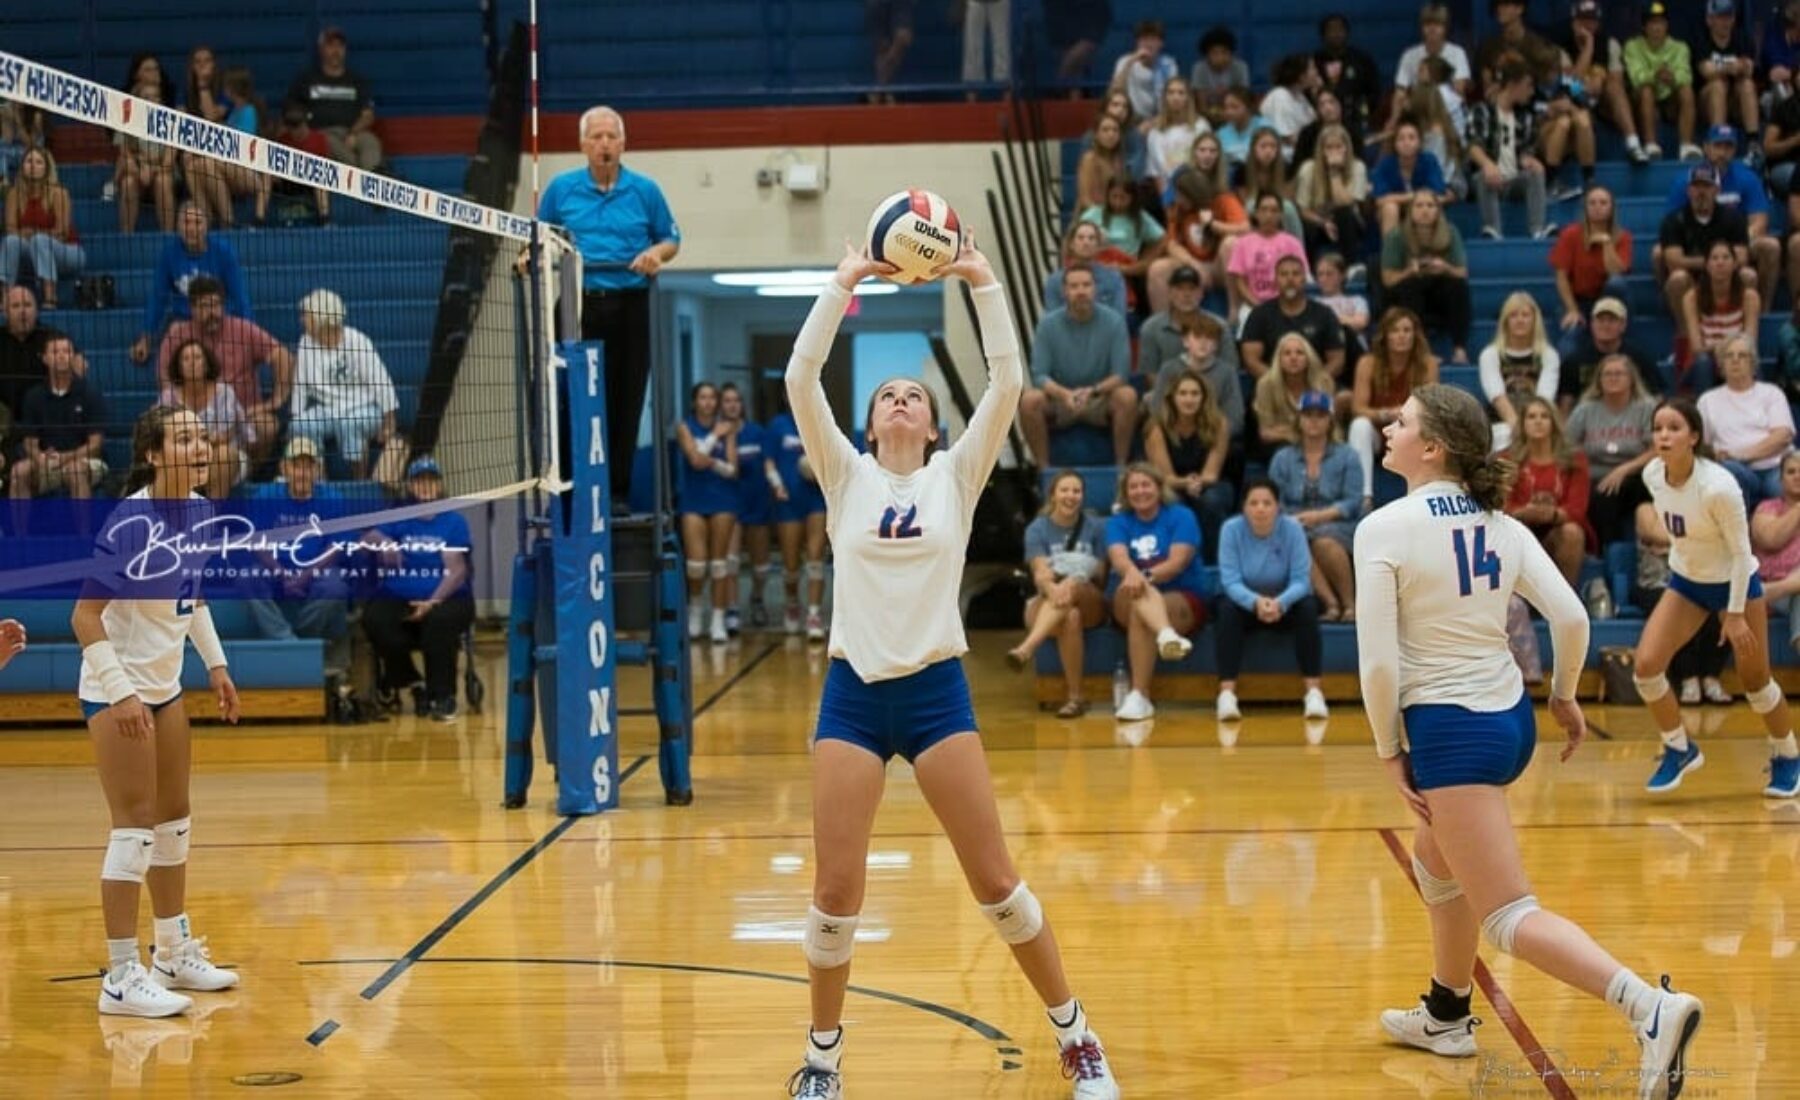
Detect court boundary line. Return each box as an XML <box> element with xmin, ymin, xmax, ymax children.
<box><xmin>693</xmin><ymin>640</ymin><xmax>781</xmax><ymax>717</ymax></box>
<box><xmin>1376</xmin><ymin>828</ymin><xmax>1577</xmax><ymax>1100</ymax></box>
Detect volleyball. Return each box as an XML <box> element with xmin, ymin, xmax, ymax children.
<box><xmin>866</xmin><ymin>189</ymin><xmax>962</xmax><ymax>285</ymax></box>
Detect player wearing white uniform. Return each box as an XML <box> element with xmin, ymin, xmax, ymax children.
<box><xmin>1356</xmin><ymin>386</ymin><xmax>1701</xmax><ymax>1100</ymax></box>
<box><xmin>73</xmin><ymin>407</ymin><xmax>242</xmax><ymax>1019</ymax></box>
<box><xmin>1633</xmin><ymin>397</ymin><xmax>1800</xmax><ymax>798</ymax></box>
<box><xmin>783</xmin><ymin>242</ymin><xmax>1119</xmax><ymax>1100</ymax></box>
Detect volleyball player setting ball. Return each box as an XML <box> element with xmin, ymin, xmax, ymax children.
<box><xmin>1354</xmin><ymin>386</ymin><xmax>1700</xmax><ymax>1100</ymax></box>
<box><xmin>1632</xmin><ymin>399</ymin><xmax>1800</xmax><ymax>799</ymax></box>
<box><xmin>783</xmin><ymin>203</ymin><xmax>1119</xmax><ymax>1099</ymax></box>
<box><xmin>75</xmin><ymin>406</ymin><xmax>242</xmax><ymax>1018</ymax></box>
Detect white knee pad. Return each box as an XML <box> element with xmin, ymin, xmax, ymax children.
<box><xmin>685</xmin><ymin>559</ymin><xmax>707</xmax><ymax>580</ymax></box>
<box><xmin>102</xmin><ymin>828</ymin><xmax>156</xmax><ymax>883</ymax></box>
<box><xmin>1747</xmin><ymin>679</ymin><xmax>1785</xmax><ymax>714</ymax></box>
<box><xmin>803</xmin><ymin>905</ymin><xmax>859</xmax><ymax>969</ymax></box>
<box><xmin>708</xmin><ymin>559</ymin><xmax>731</xmax><ymax>580</ymax></box>
<box><xmin>981</xmin><ymin>881</ymin><xmax>1045</xmax><ymax>945</ymax></box>
<box><xmin>805</xmin><ymin>560</ymin><xmax>826</xmax><ymax>582</ymax></box>
<box><xmin>1480</xmin><ymin>894</ymin><xmax>1541</xmax><ymax>956</ymax></box>
<box><xmin>1412</xmin><ymin>855</ymin><xmax>1464</xmax><ymax>906</ymax></box>
<box><xmin>1634</xmin><ymin>671</ymin><xmax>1671</xmax><ymax>703</ymax></box>
<box><xmin>151</xmin><ymin>817</ymin><xmax>191</xmax><ymax>868</ymax></box>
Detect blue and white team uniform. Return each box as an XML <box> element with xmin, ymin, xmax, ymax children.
<box><xmin>1354</xmin><ymin>480</ymin><xmax>1589</xmax><ymax>789</ymax></box>
<box><xmin>735</xmin><ymin>419</ymin><xmax>774</xmax><ymax>526</ymax></box>
<box><xmin>789</xmin><ymin>280</ymin><xmax>1022</xmax><ymax>763</ymax></box>
<box><xmin>678</xmin><ymin>414</ymin><xmax>741</xmax><ymax>518</ymax></box>
<box><xmin>767</xmin><ymin>411</ymin><xmax>827</xmax><ymax>523</ymax></box>
<box><xmin>1641</xmin><ymin>456</ymin><xmax>1762</xmax><ymax>614</ymax></box>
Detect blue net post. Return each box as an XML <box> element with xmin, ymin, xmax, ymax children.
<box><xmin>655</xmin><ymin>522</ymin><xmax>694</xmax><ymax>804</ymax></box>
<box><xmin>500</xmin><ymin>547</ymin><xmax>539</xmax><ymax>808</ymax></box>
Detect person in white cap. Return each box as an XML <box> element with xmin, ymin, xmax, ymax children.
<box><xmin>290</xmin><ymin>288</ymin><xmax>399</xmax><ymax>480</ymax></box>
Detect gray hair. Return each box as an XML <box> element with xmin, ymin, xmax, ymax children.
<box><xmin>579</xmin><ymin>106</ymin><xmax>625</xmax><ymax>141</ymax></box>
<box><xmin>299</xmin><ymin>288</ymin><xmax>346</xmax><ymax>329</ymax></box>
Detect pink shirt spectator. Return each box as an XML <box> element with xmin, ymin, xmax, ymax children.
<box><xmin>1697</xmin><ymin>381</ymin><xmax>1796</xmax><ymax>472</ymax></box>
<box><xmin>1755</xmin><ymin>497</ymin><xmax>1800</xmax><ymax>581</ymax></box>
<box><xmin>1226</xmin><ymin>231</ymin><xmax>1309</xmax><ymax>307</ymax></box>
<box><xmin>155</xmin><ymin>316</ymin><xmax>281</xmax><ymax>410</ymax></box>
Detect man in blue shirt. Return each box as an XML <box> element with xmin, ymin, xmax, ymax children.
<box><xmin>1018</xmin><ymin>264</ymin><xmax>1136</xmax><ymax>467</ymax></box>
<box><xmin>241</xmin><ymin>436</ymin><xmax>354</xmax><ymax>679</ymax></box>
<box><xmin>129</xmin><ymin>202</ymin><xmax>252</xmax><ymax>365</ymax></box>
<box><xmin>535</xmin><ymin>106</ymin><xmax>681</xmax><ymax>503</ymax></box>
<box><xmin>1663</xmin><ymin>124</ymin><xmax>1780</xmax><ymax>304</ymax></box>
<box><xmin>363</xmin><ymin>456</ymin><xmax>475</xmax><ymax>721</ymax></box>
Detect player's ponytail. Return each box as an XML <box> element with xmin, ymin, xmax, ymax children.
<box><xmin>124</xmin><ymin>405</ymin><xmax>181</xmax><ymax>495</ymax></box>
<box><xmin>1411</xmin><ymin>383</ymin><xmax>1515</xmax><ymax>513</ymax></box>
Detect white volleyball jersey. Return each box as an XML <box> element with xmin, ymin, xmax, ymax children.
<box><xmin>786</xmin><ymin>281</ymin><xmax>1022</xmax><ymax>682</ymax></box>
<box><xmin>1354</xmin><ymin>479</ymin><xmax>1589</xmax><ymax>758</ymax></box>
<box><xmin>78</xmin><ymin>489</ymin><xmax>210</xmax><ymax>705</ymax></box>
<box><xmin>1642</xmin><ymin>456</ymin><xmax>1756</xmax><ymax>612</ymax></box>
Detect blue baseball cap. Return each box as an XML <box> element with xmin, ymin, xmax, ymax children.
<box><xmin>405</xmin><ymin>456</ymin><xmax>443</xmax><ymax>479</ymax></box>
<box><xmin>1688</xmin><ymin>165</ymin><xmax>1720</xmax><ymax>186</ymax></box>
<box><xmin>1298</xmin><ymin>390</ymin><xmax>1333</xmax><ymax>414</ymax></box>
<box><xmin>1706</xmin><ymin>124</ymin><xmax>1738</xmax><ymax>146</ymax></box>
<box><xmin>1707</xmin><ymin>0</ymin><xmax>1735</xmax><ymax>15</ymax></box>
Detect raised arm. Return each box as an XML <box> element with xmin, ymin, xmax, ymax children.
<box><xmin>784</xmin><ymin>246</ymin><xmax>889</xmax><ymax>494</ymax></box>
<box><xmin>944</xmin><ymin>246</ymin><xmax>1023</xmax><ymax>493</ymax></box>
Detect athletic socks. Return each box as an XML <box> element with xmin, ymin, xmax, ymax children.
<box><xmin>805</xmin><ymin>1027</ymin><xmax>844</xmax><ymax>1072</ymax></box>
<box><xmin>1661</xmin><ymin>728</ymin><xmax>1691</xmax><ymax>753</ymax></box>
<box><xmin>1047</xmin><ymin>997</ymin><xmax>1088</xmax><ymax>1047</ymax></box>
<box><xmin>1424</xmin><ymin>977</ymin><xmax>1473</xmax><ymax>1022</ymax></box>
<box><xmin>1772</xmin><ymin>733</ymin><xmax>1799</xmax><ymax>760</ymax></box>
<box><xmin>106</xmin><ymin>938</ymin><xmax>139</xmax><ymax>975</ymax></box>
<box><xmin>153</xmin><ymin>913</ymin><xmax>191</xmax><ymax>954</ymax></box>
<box><xmin>1605</xmin><ymin>968</ymin><xmax>1659</xmax><ymax>1026</ymax></box>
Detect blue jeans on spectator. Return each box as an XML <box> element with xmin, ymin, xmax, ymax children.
<box><xmin>1770</xmin><ymin>162</ymin><xmax>1798</xmax><ymax>207</ymax></box>
<box><xmin>1554</xmin><ymin>277</ymin><xmax>1633</xmax><ymax>361</ymax></box>
<box><xmin>1671</xmin><ymin>353</ymin><xmax>1719</xmax><ymax>397</ymax></box>
<box><xmin>245</xmin><ymin>581</ymin><xmax>352</xmax><ymax>674</ymax></box>
<box><xmin>1719</xmin><ymin>459</ymin><xmax>1783</xmax><ymax>509</ymax></box>
<box><xmin>0</xmin><ymin>234</ymin><xmax>85</xmax><ymax>291</ymax></box>
<box><xmin>290</xmin><ymin>402</ymin><xmax>385</xmax><ymax>469</ymax></box>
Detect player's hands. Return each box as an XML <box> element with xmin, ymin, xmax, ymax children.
<box><xmin>210</xmin><ymin>666</ymin><xmax>240</xmax><ymax>724</ymax></box>
<box><xmin>1549</xmin><ymin>695</ymin><xmax>1585</xmax><ymax>761</ymax></box>
<box><xmin>1385</xmin><ymin>753</ymin><xmax>1430</xmax><ymax>823</ymax></box>
<box><xmin>109</xmin><ymin>696</ymin><xmax>153</xmax><ymax>740</ymax></box>
<box><xmin>834</xmin><ymin>241</ymin><xmax>900</xmax><ymax>291</ymax></box>
<box><xmin>1721</xmin><ymin>611</ymin><xmax>1758</xmax><ymax>657</ymax></box>
<box><xmin>933</xmin><ymin>232</ymin><xmax>997</xmax><ymax>288</ymax></box>
<box><xmin>0</xmin><ymin>618</ymin><xmax>25</xmax><ymax>671</ymax></box>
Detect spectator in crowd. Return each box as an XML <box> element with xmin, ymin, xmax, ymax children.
<box><xmin>1655</xmin><ymin>165</ymin><xmax>1750</xmax><ymax>323</ymax></box>
<box><xmin>152</xmin><ymin>275</ymin><xmax>292</xmax><ymax>461</ymax></box>
<box><xmin>1111</xmin><ymin>20</ymin><xmax>1180</xmax><ymax>122</ymax></box>
<box><xmin>1550</xmin><ymin>186</ymin><xmax>1632</xmax><ymax>358</ymax></box>
<box><xmin>1634</xmin><ymin>501</ymin><xmax>1732</xmax><ymax>703</ymax></box>
<box><xmin>1007</xmin><ymin>471</ymin><xmax>1108</xmax><ymax>716</ymax></box>
<box><xmin>961</xmin><ymin>0</ymin><xmax>1010</xmax><ymax>88</ymax></box>
<box><xmin>1505</xmin><ymin>396</ymin><xmax>1593</xmax><ymax>586</ymax></box>
<box><xmin>1693</xmin><ymin>0</ymin><xmax>1761</xmax><ymax>160</ymax></box>
<box><xmin>1147</xmin><ymin>315</ymin><xmax>1245</xmax><ymax>447</ymax></box>
<box><xmin>1315</xmin><ymin>13</ymin><xmax>1383</xmax><ymax>130</ymax></box>
<box><xmin>1019</xmin><ymin>264</ymin><xmax>1136</xmax><ymax>467</ymax></box>
<box><xmin>1137</xmin><ymin>265</ymin><xmax>1240</xmax><ymax>389</ymax></box>
<box><xmin>131</xmin><ymin>203</ymin><xmax>252</xmax><ymax>363</ymax></box>
<box><xmin>1079</xmin><ymin>176</ymin><xmax>1166</xmax><ymax>289</ymax></box>
<box><xmin>181</xmin><ymin>47</ymin><xmax>269</xmax><ymax>229</ymax></box>
<box><xmin>1292</xmin><ymin>86</ymin><xmax>1363</xmax><ymax>168</ymax></box>
<box><xmin>1270</xmin><ymin>391</ymin><xmax>1361</xmax><ymax>621</ymax></box>
<box><xmin>1241</xmin><ymin>255</ymin><xmax>1344</xmax><ymax>381</ymax></box>
<box><xmin>1482</xmin><ymin>0</ymin><xmax>1597</xmax><ymax>197</ymax></box>
<box><xmin>1480</xmin><ymin>291</ymin><xmax>1562</xmax><ymax>450</ymax></box>
<box><xmin>0</xmin><ymin>285</ymin><xmax>85</xmax><ymax>434</ymax></box>
<box><xmin>274</xmin><ymin>103</ymin><xmax>333</xmax><ymax>224</ymax></box>
<box><xmin>1095</xmin><ymin>91</ymin><xmax>1148</xmax><ymax>177</ymax></box>
<box><xmin>1259</xmin><ymin>54</ymin><xmax>1321</xmax><ymax>159</ymax></box>
<box><xmin>121</xmin><ymin>52</ymin><xmax>176</xmax><ymax>107</ymax></box>
<box><xmin>1379</xmin><ymin>190</ymin><xmax>1471</xmax><ymax>362</ymax></box>
<box><xmin>159</xmin><ymin>339</ymin><xmax>252</xmax><ymax>498</ymax></box>
<box><xmin>1044</xmin><ymin>0</ymin><xmax>1108</xmax><ymax>82</ymax></box>
<box><xmin>285</xmin><ymin>27</ymin><xmax>382</xmax><ymax>170</ymax></box>
<box><xmin>1557</xmin><ymin>0</ymin><xmax>1647</xmax><ymax>165</ymax></box>
<box><xmin>1</xmin><ymin>147</ymin><xmax>82</xmax><ymax>311</ymax></box>
<box><xmin>1045</xmin><ymin>221</ymin><xmax>1130</xmax><ymax>317</ymax></box>
<box><xmin>1214</xmin><ymin>478</ymin><xmax>1327</xmax><ymax>722</ymax></box>
<box><xmin>363</xmin><ymin>457</ymin><xmax>474</xmax><ymax>722</ymax></box>
<box><xmin>1154</xmin><ymin>137</ymin><xmax>1246</xmax><ymax>305</ymax></box>
<box><xmin>1145</xmin><ymin>78</ymin><xmax>1205</xmax><ymax>190</ymax></box>
<box><xmin>1625</xmin><ymin>2</ymin><xmax>1700</xmax><ymax>161</ymax></box>
<box><xmin>1145</xmin><ymin>368</ymin><xmax>1233</xmax><ymax>563</ymax></box>
<box><xmin>536</xmin><ymin>105</ymin><xmax>680</xmax><ymax>504</ymax></box>
<box><xmin>1763</xmin><ymin>68</ymin><xmax>1800</xmax><ymax>198</ymax></box>
<box><xmin>1476</xmin><ymin>0</ymin><xmax>1566</xmax><ymax>88</ymax></box>
<box><xmin>1467</xmin><ymin>62</ymin><xmax>1552</xmax><ymax>241</ymax></box>
<box><xmin>1681</xmin><ymin>239</ymin><xmax>1758</xmax><ymax>392</ymax></box>
<box><xmin>1371</xmin><ymin>119</ymin><xmax>1448</xmax><ymax>235</ymax></box>
<box><xmin>1394</xmin><ymin>4</ymin><xmax>1471</xmax><ymax>109</ymax></box>
<box><xmin>1566</xmin><ymin>353</ymin><xmax>1656</xmax><ymax>545</ymax></box>
<box><xmin>1215</xmin><ymin>87</ymin><xmax>1269</xmax><ymax>166</ymax></box>
<box><xmin>1403</xmin><ymin>75</ymin><xmax>1468</xmax><ymax>201</ymax></box>
<box><xmin>1699</xmin><ymin>334</ymin><xmax>1795</xmax><ymax>505</ymax></box>
<box><xmin>1240</xmin><ymin>128</ymin><xmax>1303</xmax><ymax>233</ymax></box>
<box><xmin>1105</xmin><ymin>463</ymin><xmax>1205</xmax><ymax>722</ymax></box>
<box><xmin>242</xmin><ymin>437</ymin><xmax>353</xmax><ymax>681</ymax></box>
<box><xmin>1675</xmin><ymin>125</ymin><xmax>1783</xmax><ymax>304</ymax></box>
<box><xmin>8</xmin><ymin>333</ymin><xmax>105</xmax><ymax>501</ymax></box>
<box><xmin>1312</xmin><ymin>252</ymin><xmax>1369</xmax><ymax>363</ymax></box>
<box><xmin>0</xmin><ymin>101</ymin><xmax>46</xmax><ymax>181</ymax></box>
<box><xmin>1558</xmin><ymin>297</ymin><xmax>1662</xmax><ymax>413</ymax></box>
<box><xmin>1764</xmin><ymin>0</ymin><xmax>1800</xmax><ymax>100</ymax></box>
<box><xmin>1191</xmin><ymin>26</ymin><xmax>1250</xmax><ymax>124</ymax></box>
<box><xmin>1294</xmin><ymin>125</ymin><xmax>1369</xmax><ymax>267</ymax></box>
<box><xmin>1348</xmin><ymin>307</ymin><xmax>1439</xmax><ymax>501</ymax></box>
<box><xmin>114</xmin><ymin>79</ymin><xmax>179</xmax><ymax>235</ymax></box>
<box><xmin>1077</xmin><ymin>112</ymin><xmax>1129</xmax><ymax>210</ymax></box>
<box><xmin>290</xmin><ymin>288</ymin><xmax>399</xmax><ymax>480</ymax></box>
<box><xmin>221</xmin><ymin>65</ymin><xmax>267</xmax><ymax>135</ymax></box>
<box><xmin>1227</xmin><ymin>194</ymin><xmax>1309</xmax><ymax>320</ymax></box>
<box><xmin>1253</xmin><ymin>333</ymin><xmax>1335</xmax><ymax>459</ymax></box>
<box><xmin>1752</xmin><ymin>451</ymin><xmax>1800</xmax><ymax>661</ymax></box>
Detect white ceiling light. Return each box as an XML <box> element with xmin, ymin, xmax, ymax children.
<box><xmin>711</xmin><ymin>270</ymin><xmax>838</xmax><ymax>288</ymax></box>
<box><xmin>756</xmin><ymin>283</ymin><xmax>898</xmax><ymax>297</ymax></box>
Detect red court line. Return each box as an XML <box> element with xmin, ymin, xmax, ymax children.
<box><xmin>1376</xmin><ymin>827</ymin><xmax>1578</xmax><ymax>1100</ymax></box>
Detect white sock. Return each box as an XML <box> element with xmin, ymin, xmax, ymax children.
<box><xmin>1661</xmin><ymin>728</ymin><xmax>1690</xmax><ymax>753</ymax></box>
<box><xmin>1773</xmin><ymin>733</ymin><xmax>1800</xmax><ymax>760</ymax></box>
<box><xmin>152</xmin><ymin>913</ymin><xmax>190</xmax><ymax>954</ymax></box>
<box><xmin>709</xmin><ymin>608</ymin><xmax>724</xmax><ymax>629</ymax></box>
<box><xmin>1605</xmin><ymin>968</ymin><xmax>1659</xmax><ymax>1026</ymax></box>
<box><xmin>1047</xmin><ymin>997</ymin><xmax>1087</xmax><ymax>1046</ymax></box>
<box><xmin>1626</xmin><ymin>134</ymin><xmax>1643</xmax><ymax>150</ymax></box>
<box><xmin>106</xmin><ymin>938</ymin><xmax>139</xmax><ymax>974</ymax></box>
<box><xmin>806</xmin><ymin>1027</ymin><xmax>844</xmax><ymax>1072</ymax></box>
<box><xmin>806</xmin><ymin>604</ymin><xmax>820</xmax><ymax>617</ymax></box>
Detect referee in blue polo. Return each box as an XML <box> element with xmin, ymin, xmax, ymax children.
<box><xmin>537</xmin><ymin>105</ymin><xmax>681</xmax><ymax>501</ymax></box>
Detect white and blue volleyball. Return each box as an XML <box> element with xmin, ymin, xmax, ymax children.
<box><xmin>866</xmin><ymin>189</ymin><xmax>962</xmax><ymax>285</ymax></box>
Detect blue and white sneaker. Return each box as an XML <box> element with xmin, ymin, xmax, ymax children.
<box><xmin>1634</xmin><ymin>975</ymin><xmax>1702</xmax><ymax>1100</ymax></box>
<box><xmin>1766</xmin><ymin>755</ymin><xmax>1800</xmax><ymax>799</ymax></box>
<box><xmin>786</xmin><ymin>1065</ymin><xmax>842</xmax><ymax>1099</ymax></box>
<box><xmin>1647</xmin><ymin>744</ymin><xmax>1704</xmax><ymax>793</ymax></box>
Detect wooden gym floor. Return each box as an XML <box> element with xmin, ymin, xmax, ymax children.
<box><xmin>0</xmin><ymin>631</ymin><xmax>1795</xmax><ymax>1098</ymax></box>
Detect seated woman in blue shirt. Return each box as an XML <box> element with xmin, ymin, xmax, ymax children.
<box><xmin>1267</xmin><ymin>390</ymin><xmax>1364</xmax><ymax>621</ymax></box>
<box><xmin>1105</xmin><ymin>463</ymin><xmax>1208</xmax><ymax>723</ymax></box>
<box><xmin>362</xmin><ymin>457</ymin><xmax>475</xmax><ymax>722</ymax></box>
<box><xmin>1214</xmin><ymin>478</ymin><xmax>1327</xmax><ymax>724</ymax></box>
<box><xmin>1008</xmin><ymin>470</ymin><xmax>1111</xmax><ymax>718</ymax></box>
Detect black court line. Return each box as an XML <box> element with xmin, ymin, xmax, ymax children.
<box><xmin>1587</xmin><ymin>720</ymin><xmax>1614</xmax><ymax>742</ymax></box>
<box><xmin>304</xmin><ymin>1019</ymin><xmax>339</xmax><ymax>1046</ymax></box>
<box><xmin>694</xmin><ymin>640</ymin><xmax>780</xmax><ymax>717</ymax></box>
<box><xmin>1376</xmin><ymin>828</ymin><xmax>1577</xmax><ymax>1100</ymax></box>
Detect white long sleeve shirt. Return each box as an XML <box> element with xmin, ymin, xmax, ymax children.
<box><xmin>1354</xmin><ymin>479</ymin><xmax>1589</xmax><ymax>758</ymax></box>
<box><xmin>785</xmin><ymin>280</ymin><xmax>1022</xmax><ymax>682</ymax></box>
<box><xmin>78</xmin><ymin>490</ymin><xmax>213</xmax><ymax>706</ymax></box>
<box><xmin>1642</xmin><ymin>456</ymin><xmax>1757</xmax><ymax>612</ymax></box>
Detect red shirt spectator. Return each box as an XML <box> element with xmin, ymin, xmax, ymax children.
<box><xmin>1549</xmin><ymin>222</ymin><xmax>1632</xmax><ymax>301</ymax></box>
